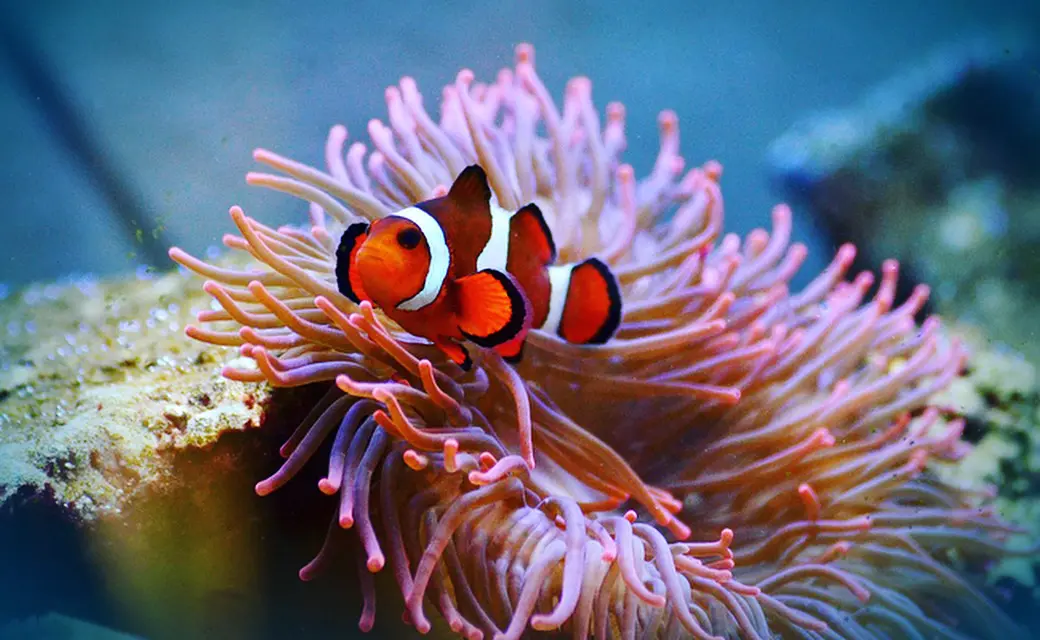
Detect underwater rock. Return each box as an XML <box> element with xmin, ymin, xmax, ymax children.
<box><xmin>0</xmin><ymin>266</ymin><xmax>274</xmax><ymax>636</ymax></box>
<box><xmin>0</xmin><ymin>266</ymin><xmax>267</xmax><ymax>517</ymax></box>
<box><xmin>769</xmin><ymin>37</ymin><xmax>1040</xmax><ymax>363</ymax></box>
<box><xmin>934</xmin><ymin>323</ymin><xmax>1040</xmax><ymax>598</ymax></box>
<box><xmin>0</xmin><ymin>267</ymin><xmax>272</xmax><ymax>635</ymax></box>
<box><xmin>0</xmin><ymin>267</ymin><xmax>426</xmax><ymax>637</ymax></box>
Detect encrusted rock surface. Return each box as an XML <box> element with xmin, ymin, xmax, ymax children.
<box><xmin>0</xmin><ymin>266</ymin><xmax>268</xmax><ymax>517</ymax></box>
<box><xmin>0</xmin><ymin>265</ymin><xmax>428</xmax><ymax>638</ymax></box>
<box><xmin>935</xmin><ymin>324</ymin><xmax>1040</xmax><ymax>596</ymax></box>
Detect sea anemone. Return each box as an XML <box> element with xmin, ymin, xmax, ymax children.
<box><xmin>169</xmin><ymin>44</ymin><xmax>1028</xmax><ymax>639</ymax></box>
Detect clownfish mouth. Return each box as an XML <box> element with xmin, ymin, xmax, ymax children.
<box><xmin>358</xmin><ymin>239</ymin><xmax>409</xmax><ymax>273</ymax></box>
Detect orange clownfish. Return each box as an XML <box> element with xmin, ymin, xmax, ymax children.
<box><xmin>335</xmin><ymin>165</ymin><xmax>622</xmax><ymax>370</ymax></box>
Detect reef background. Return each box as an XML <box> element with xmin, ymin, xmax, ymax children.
<box><xmin>2</xmin><ymin>1</ymin><xmax>1040</xmax><ymax>639</ymax></box>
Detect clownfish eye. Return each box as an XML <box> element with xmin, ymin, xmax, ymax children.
<box><xmin>396</xmin><ymin>228</ymin><xmax>422</xmax><ymax>250</ymax></box>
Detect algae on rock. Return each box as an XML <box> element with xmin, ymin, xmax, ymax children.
<box><xmin>934</xmin><ymin>324</ymin><xmax>1040</xmax><ymax>594</ymax></box>
<box><xmin>0</xmin><ymin>266</ymin><xmax>268</xmax><ymax>519</ymax></box>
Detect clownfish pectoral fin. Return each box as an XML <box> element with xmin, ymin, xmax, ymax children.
<box><xmin>557</xmin><ymin>257</ymin><xmax>623</xmax><ymax>345</ymax></box>
<box><xmin>494</xmin><ymin>334</ymin><xmax>526</xmax><ymax>364</ymax></box>
<box><xmin>335</xmin><ymin>222</ymin><xmax>371</xmax><ymax>303</ymax></box>
<box><xmin>448</xmin><ymin>165</ymin><xmax>492</xmax><ymax>209</ymax></box>
<box><xmin>455</xmin><ymin>269</ymin><xmax>531</xmax><ymax>348</ymax></box>
<box><xmin>435</xmin><ymin>339</ymin><xmax>473</xmax><ymax>371</ymax></box>
<box><xmin>510</xmin><ymin>202</ymin><xmax>556</xmax><ymax>265</ymax></box>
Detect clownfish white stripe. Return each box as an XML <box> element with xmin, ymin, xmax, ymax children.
<box><xmin>540</xmin><ymin>264</ymin><xmax>573</xmax><ymax>336</ymax></box>
<box><xmin>476</xmin><ymin>203</ymin><xmax>514</xmax><ymax>272</ymax></box>
<box><xmin>392</xmin><ymin>206</ymin><xmax>451</xmax><ymax>311</ymax></box>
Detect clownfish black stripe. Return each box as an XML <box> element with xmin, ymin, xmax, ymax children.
<box><xmin>336</xmin><ymin>222</ymin><xmax>370</xmax><ymax>304</ymax></box>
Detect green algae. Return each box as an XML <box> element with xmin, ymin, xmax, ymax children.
<box><xmin>0</xmin><ymin>266</ymin><xmax>268</xmax><ymax>519</ymax></box>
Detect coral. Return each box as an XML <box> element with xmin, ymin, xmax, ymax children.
<box><xmin>0</xmin><ymin>266</ymin><xmax>266</xmax><ymax>517</ymax></box>
<box><xmin>170</xmin><ymin>44</ymin><xmax>1031</xmax><ymax>638</ymax></box>
<box><xmin>932</xmin><ymin>324</ymin><xmax>1040</xmax><ymax>596</ymax></box>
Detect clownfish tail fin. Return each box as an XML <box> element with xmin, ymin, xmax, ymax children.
<box><xmin>456</xmin><ymin>269</ymin><xmax>532</xmax><ymax>348</ymax></box>
<box><xmin>335</xmin><ymin>222</ymin><xmax>371</xmax><ymax>303</ymax></box>
<box><xmin>448</xmin><ymin>165</ymin><xmax>492</xmax><ymax>209</ymax></box>
<box><xmin>510</xmin><ymin>202</ymin><xmax>556</xmax><ymax>265</ymax></box>
<box><xmin>545</xmin><ymin>257</ymin><xmax>622</xmax><ymax>345</ymax></box>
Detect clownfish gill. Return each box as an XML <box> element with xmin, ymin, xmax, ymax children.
<box><xmin>335</xmin><ymin>165</ymin><xmax>622</xmax><ymax>370</ymax></box>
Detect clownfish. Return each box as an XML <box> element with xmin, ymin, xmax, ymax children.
<box><xmin>335</xmin><ymin>165</ymin><xmax>622</xmax><ymax>370</ymax></box>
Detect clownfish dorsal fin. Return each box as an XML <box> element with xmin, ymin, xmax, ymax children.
<box><xmin>448</xmin><ymin>165</ymin><xmax>493</xmax><ymax>211</ymax></box>
<box><xmin>335</xmin><ymin>222</ymin><xmax>371</xmax><ymax>304</ymax></box>
<box><xmin>455</xmin><ymin>269</ymin><xmax>532</xmax><ymax>348</ymax></box>
<box><xmin>510</xmin><ymin>202</ymin><xmax>557</xmax><ymax>265</ymax></box>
